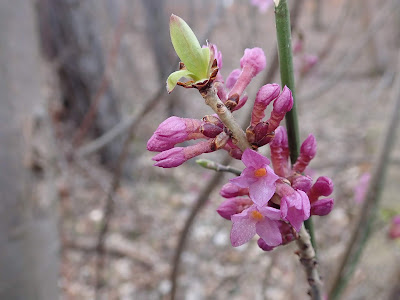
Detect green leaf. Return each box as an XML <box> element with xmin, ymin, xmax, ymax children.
<box><xmin>169</xmin><ymin>15</ymin><xmax>209</xmax><ymax>78</ymax></box>
<box><xmin>201</xmin><ymin>47</ymin><xmax>211</xmax><ymax>76</ymax></box>
<box><xmin>166</xmin><ymin>69</ymin><xmax>193</xmax><ymax>93</ymax></box>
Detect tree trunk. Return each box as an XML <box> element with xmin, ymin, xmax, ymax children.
<box><xmin>37</xmin><ymin>0</ymin><xmax>123</xmax><ymax>165</ymax></box>
<box><xmin>0</xmin><ymin>1</ymin><xmax>59</xmax><ymax>299</ymax></box>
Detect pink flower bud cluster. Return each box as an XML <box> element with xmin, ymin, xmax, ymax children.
<box><xmin>149</xmin><ymin>45</ymin><xmax>293</xmax><ymax>167</ymax></box>
<box><xmin>217</xmin><ymin>128</ymin><xmax>334</xmax><ymax>251</ymax></box>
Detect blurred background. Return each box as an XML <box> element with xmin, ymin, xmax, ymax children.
<box><xmin>1</xmin><ymin>0</ymin><xmax>400</xmax><ymax>299</ymax></box>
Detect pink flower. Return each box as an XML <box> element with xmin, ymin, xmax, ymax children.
<box><xmin>230</xmin><ymin>149</ymin><xmax>279</xmax><ymax>207</ymax></box>
<box><xmin>270</xmin><ymin>126</ymin><xmax>290</xmax><ymax>177</ymax></box>
<box><xmin>280</xmin><ymin>190</ymin><xmax>310</xmax><ymax>232</ymax></box>
<box><xmin>147</xmin><ymin>116</ymin><xmax>203</xmax><ymax>151</ymax></box>
<box><xmin>267</xmin><ymin>86</ymin><xmax>294</xmax><ymax>132</ymax></box>
<box><xmin>217</xmin><ymin>197</ymin><xmax>253</xmax><ymax>220</ymax></box>
<box><xmin>230</xmin><ymin>204</ymin><xmax>282</xmax><ymax>247</ymax></box>
<box><xmin>257</xmin><ymin>221</ymin><xmax>297</xmax><ymax>251</ymax></box>
<box><xmin>311</xmin><ymin>198</ymin><xmax>334</xmax><ymax>216</ymax></box>
<box><xmin>226</xmin><ymin>69</ymin><xmax>241</xmax><ymax>90</ymax></box>
<box><xmin>293</xmin><ymin>134</ymin><xmax>317</xmax><ymax>173</ymax></box>
<box><xmin>307</xmin><ymin>176</ymin><xmax>334</xmax><ymax>203</ymax></box>
<box><xmin>220</xmin><ymin>182</ymin><xmax>249</xmax><ymax>198</ymax></box>
<box><xmin>251</xmin><ymin>83</ymin><xmax>281</xmax><ymax>127</ymax></box>
<box><xmin>228</xmin><ymin>48</ymin><xmax>266</xmax><ymax>100</ymax></box>
<box><xmin>152</xmin><ymin>140</ymin><xmax>214</xmax><ymax>168</ymax></box>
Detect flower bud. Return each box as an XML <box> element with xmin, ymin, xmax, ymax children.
<box><xmin>220</xmin><ymin>183</ymin><xmax>249</xmax><ymax>198</ymax></box>
<box><xmin>257</xmin><ymin>238</ymin><xmax>275</xmax><ymax>251</ymax></box>
<box><xmin>147</xmin><ymin>116</ymin><xmax>203</xmax><ymax>152</ymax></box>
<box><xmin>267</xmin><ymin>86</ymin><xmax>293</xmax><ymax>132</ymax></box>
<box><xmin>225</xmin><ymin>69</ymin><xmax>241</xmax><ymax>90</ymax></box>
<box><xmin>310</xmin><ymin>198</ymin><xmax>334</xmax><ymax>216</ymax></box>
<box><xmin>228</xmin><ymin>48</ymin><xmax>266</xmax><ymax>99</ymax></box>
<box><xmin>202</xmin><ymin>115</ymin><xmax>223</xmax><ymax>127</ymax></box>
<box><xmin>293</xmin><ymin>134</ymin><xmax>317</xmax><ymax>173</ymax></box>
<box><xmin>152</xmin><ymin>140</ymin><xmax>215</xmax><ymax>168</ymax></box>
<box><xmin>270</xmin><ymin>126</ymin><xmax>290</xmax><ymax>177</ymax></box>
<box><xmin>200</xmin><ymin>123</ymin><xmax>223</xmax><ymax>138</ymax></box>
<box><xmin>152</xmin><ymin>147</ymin><xmax>186</xmax><ymax>168</ymax></box>
<box><xmin>217</xmin><ymin>197</ymin><xmax>253</xmax><ymax>220</ymax></box>
<box><xmin>308</xmin><ymin>176</ymin><xmax>334</xmax><ymax>203</ymax></box>
<box><xmin>239</xmin><ymin>48</ymin><xmax>266</xmax><ymax>75</ymax></box>
<box><xmin>291</xmin><ymin>174</ymin><xmax>313</xmax><ymax>193</ymax></box>
<box><xmin>251</xmin><ymin>83</ymin><xmax>281</xmax><ymax>126</ymax></box>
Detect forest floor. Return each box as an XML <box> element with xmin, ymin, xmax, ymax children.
<box><xmin>55</xmin><ymin>1</ymin><xmax>400</xmax><ymax>299</ymax></box>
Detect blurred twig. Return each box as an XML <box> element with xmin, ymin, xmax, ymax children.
<box><xmin>328</xmin><ymin>57</ymin><xmax>400</xmax><ymax>300</ymax></box>
<box><xmin>298</xmin><ymin>0</ymin><xmax>395</xmax><ymax>102</ymax></box>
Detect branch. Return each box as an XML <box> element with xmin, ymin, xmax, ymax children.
<box><xmin>201</xmin><ymin>84</ymin><xmax>251</xmax><ymax>151</ymax></box>
<box><xmin>196</xmin><ymin>159</ymin><xmax>242</xmax><ymax>175</ymax></box>
<box><xmin>296</xmin><ymin>226</ymin><xmax>323</xmax><ymax>299</ymax></box>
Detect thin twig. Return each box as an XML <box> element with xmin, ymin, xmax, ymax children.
<box><xmin>328</xmin><ymin>57</ymin><xmax>400</xmax><ymax>300</ymax></box>
<box><xmin>196</xmin><ymin>158</ymin><xmax>242</xmax><ymax>175</ymax></box>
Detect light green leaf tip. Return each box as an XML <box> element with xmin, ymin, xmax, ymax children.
<box><xmin>169</xmin><ymin>14</ymin><xmax>210</xmax><ymax>79</ymax></box>
<box><xmin>166</xmin><ymin>69</ymin><xmax>193</xmax><ymax>93</ymax></box>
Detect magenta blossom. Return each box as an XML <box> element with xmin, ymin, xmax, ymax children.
<box><xmin>231</xmin><ymin>204</ymin><xmax>282</xmax><ymax>247</ymax></box>
<box><xmin>217</xmin><ymin>197</ymin><xmax>253</xmax><ymax>220</ymax></box>
<box><xmin>230</xmin><ymin>149</ymin><xmax>279</xmax><ymax>207</ymax></box>
<box><xmin>280</xmin><ymin>190</ymin><xmax>310</xmax><ymax>232</ymax></box>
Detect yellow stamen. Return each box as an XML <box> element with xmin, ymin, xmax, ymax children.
<box><xmin>254</xmin><ymin>168</ymin><xmax>267</xmax><ymax>177</ymax></box>
<box><xmin>251</xmin><ymin>210</ymin><xmax>264</xmax><ymax>221</ymax></box>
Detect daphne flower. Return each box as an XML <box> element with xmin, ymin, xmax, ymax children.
<box><xmin>230</xmin><ymin>149</ymin><xmax>279</xmax><ymax>206</ymax></box>
<box><xmin>280</xmin><ymin>190</ymin><xmax>310</xmax><ymax>232</ymax></box>
<box><xmin>147</xmin><ymin>116</ymin><xmax>203</xmax><ymax>151</ymax></box>
<box><xmin>217</xmin><ymin>197</ymin><xmax>253</xmax><ymax>220</ymax></box>
<box><xmin>230</xmin><ymin>204</ymin><xmax>282</xmax><ymax>247</ymax></box>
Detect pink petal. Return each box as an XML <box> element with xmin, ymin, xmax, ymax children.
<box><xmin>256</xmin><ymin>219</ymin><xmax>282</xmax><ymax>247</ymax></box>
<box><xmin>230</xmin><ymin>168</ymin><xmax>258</xmax><ymax>188</ymax></box>
<box><xmin>241</xmin><ymin>149</ymin><xmax>270</xmax><ymax>168</ymax></box>
<box><xmin>258</xmin><ymin>206</ymin><xmax>281</xmax><ymax>220</ymax></box>
<box><xmin>230</xmin><ymin>217</ymin><xmax>256</xmax><ymax>247</ymax></box>
<box><xmin>249</xmin><ymin>177</ymin><xmax>276</xmax><ymax>206</ymax></box>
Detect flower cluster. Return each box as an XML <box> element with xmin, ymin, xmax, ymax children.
<box><xmin>218</xmin><ymin>130</ymin><xmax>334</xmax><ymax>251</ymax></box>
<box><xmin>147</xmin><ymin>14</ymin><xmax>334</xmax><ymax>252</ymax></box>
<box><xmin>148</xmin><ymin>42</ymin><xmax>295</xmax><ymax>166</ymax></box>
